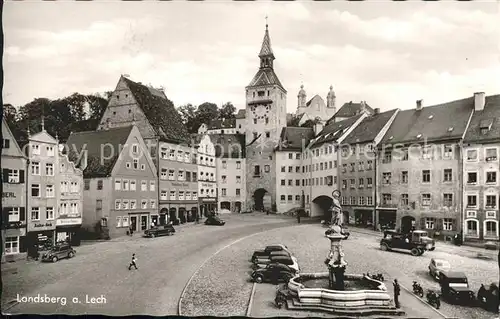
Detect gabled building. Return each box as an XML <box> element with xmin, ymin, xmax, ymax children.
<box><xmin>212</xmin><ymin>134</ymin><xmax>246</xmax><ymax>213</ymax></box>
<box><xmin>331</xmin><ymin>101</ymin><xmax>374</xmax><ymax>123</ymax></box>
<box><xmin>339</xmin><ymin>108</ymin><xmax>399</xmax><ymax>227</ymax></box>
<box><xmin>275</xmin><ymin>127</ymin><xmax>314</xmax><ymax>213</ymax></box>
<box><xmin>1</xmin><ymin>117</ymin><xmax>28</xmax><ymax>262</ymax></box>
<box><xmin>295</xmin><ymin>85</ymin><xmax>337</xmax><ymax>126</ymax></box>
<box><xmin>462</xmin><ymin>93</ymin><xmax>500</xmax><ymax>243</ymax></box>
<box><xmin>196</xmin><ymin>134</ymin><xmax>217</xmax><ymax>215</ymax></box>
<box><xmin>67</xmin><ymin>125</ymin><xmax>158</xmax><ymax>238</ymax></box>
<box><xmin>305</xmin><ymin>114</ymin><xmax>366</xmax><ymax>218</ymax></box>
<box><xmin>198</xmin><ymin>118</ymin><xmax>241</xmax><ymax>135</ymax></box>
<box><xmin>377</xmin><ymin>98</ymin><xmax>474</xmax><ymax>237</ymax></box>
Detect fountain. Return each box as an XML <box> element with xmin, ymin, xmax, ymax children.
<box><xmin>280</xmin><ymin>190</ymin><xmax>405</xmax><ymax>316</ymax></box>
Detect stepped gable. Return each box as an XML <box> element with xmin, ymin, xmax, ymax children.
<box><xmin>210</xmin><ymin>134</ymin><xmax>246</xmax><ymax>158</ymax></box>
<box><xmin>311</xmin><ymin>114</ymin><xmax>363</xmax><ymax>147</ymax></box>
<box><xmin>66</xmin><ymin>126</ymin><xmax>133</xmax><ymax>178</ymax></box>
<box><xmin>343</xmin><ymin>109</ymin><xmax>398</xmax><ymax>144</ymax></box>
<box><xmin>463</xmin><ymin>94</ymin><xmax>500</xmax><ymax>143</ymax></box>
<box><xmin>335</xmin><ymin>101</ymin><xmax>374</xmax><ymax>118</ymax></box>
<box><xmin>380</xmin><ymin>97</ymin><xmax>475</xmax><ymax>146</ymax></box>
<box><xmin>277</xmin><ymin>127</ymin><xmax>315</xmax><ymax>151</ymax></box>
<box><xmin>122</xmin><ymin>76</ymin><xmax>189</xmax><ymax>143</ymax></box>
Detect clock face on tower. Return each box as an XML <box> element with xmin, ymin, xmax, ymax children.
<box><xmin>252</xmin><ymin>104</ymin><xmax>269</xmax><ymax>119</ymax></box>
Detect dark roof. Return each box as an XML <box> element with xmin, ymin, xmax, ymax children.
<box><xmin>235</xmin><ymin>109</ymin><xmax>246</xmax><ymax>119</ymax></box>
<box><xmin>305</xmin><ymin>95</ymin><xmax>322</xmax><ymax>107</ymax></box>
<box><xmin>247</xmin><ymin>68</ymin><xmax>285</xmax><ymax>92</ymax></box>
<box><xmin>259</xmin><ymin>28</ymin><xmax>274</xmax><ymax>58</ymax></box>
<box><xmin>343</xmin><ymin>109</ymin><xmax>398</xmax><ymax>144</ymax></box>
<box><xmin>122</xmin><ymin>77</ymin><xmax>189</xmax><ymax>143</ymax></box>
<box><xmin>276</xmin><ymin>127</ymin><xmax>315</xmax><ymax>151</ymax></box>
<box><xmin>380</xmin><ymin>97</ymin><xmax>475</xmax><ymax>146</ymax></box>
<box><xmin>66</xmin><ymin>126</ymin><xmax>133</xmax><ymax>178</ymax></box>
<box><xmin>334</xmin><ymin>101</ymin><xmax>374</xmax><ymax>118</ymax></box>
<box><xmin>208</xmin><ymin>118</ymin><xmax>236</xmax><ymax>130</ymax></box>
<box><xmin>311</xmin><ymin>115</ymin><xmax>363</xmax><ymax>147</ymax></box>
<box><xmin>210</xmin><ymin>134</ymin><xmax>246</xmax><ymax>158</ymax></box>
<box><xmin>463</xmin><ymin>94</ymin><xmax>500</xmax><ymax>143</ymax></box>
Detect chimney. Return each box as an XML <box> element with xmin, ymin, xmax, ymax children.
<box><xmin>474</xmin><ymin>92</ymin><xmax>485</xmax><ymax>111</ymax></box>
<box><xmin>416</xmin><ymin>99</ymin><xmax>423</xmax><ymax>111</ymax></box>
<box><xmin>314</xmin><ymin>122</ymin><xmax>324</xmax><ymax>135</ymax></box>
<box><xmin>374</xmin><ymin>108</ymin><xmax>380</xmax><ymax>115</ymax></box>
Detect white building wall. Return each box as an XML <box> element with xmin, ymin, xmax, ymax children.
<box><xmin>217</xmin><ymin>158</ymin><xmax>246</xmax><ymax>212</ymax></box>
<box><xmin>275</xmin><ymin>150</ymin><xmax>303</xmax><ymax>213</ymax></box>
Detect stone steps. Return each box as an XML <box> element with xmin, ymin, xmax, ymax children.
<box><xmin>286</xmin><ymin>298</ymin><xmax>406</xmax><ymax>316</ymax></box>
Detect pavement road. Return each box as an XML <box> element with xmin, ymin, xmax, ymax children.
<box><xmin>1</xmin><ymin>214</ymin><xmax>295</xmax><ymax>316</ymax></box>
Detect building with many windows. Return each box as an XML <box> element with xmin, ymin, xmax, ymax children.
<box><xmin>462</xmin><ymin>93</ymin><xmax>500</xmax><ymax>242</ymax></box>
<box><xmin>213</xmin><ymin>134</ymin><xmax>246</xmax><ymax>213</ymax></box>
<box><xmin>1</xmin><ymin>117</ymin><xmax>28</xmax><ymax>261</ymax></box>
<box><xmin>197</xmin><ymin>134</ymin><xmax>217</xmax><ymax>215</ymax></box>
<box><xmin>340</xmin><ymin>108</ymin><xmax>398</xmax><ymax>227</ymax></box>
<box><xmin>377</xmin><ymin>98</ymin><xmax>474</xmax><ymax>238</ymax></box>
<box><xmin>67</xmin><ymin>125</ymin><xmax>158</xmax><ymax>238</ymax></box>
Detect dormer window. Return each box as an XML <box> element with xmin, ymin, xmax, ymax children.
<box><xmin>257</xmin><ymin>91</ymin><xmax>265</xmax><ymax>97</ymax></box>
<box><xmin>389</xmin><ymin>136</ymin><xmax>393</xmax><ymax>140</ymax></box>
<box><xmin>448</xmin><ymin>127</ymin><xmax>454</xmax><ymax>132</ymax></box>
<box><xmin>416</xmin><ymin>134</ymin><xmax>422</xmax><ymax>139</ymax></box>
<box><xmin>428</xmin><ymin>115</ymin><xmax>434</xmax><ymax>119</ymax></box>
<box><xmin>479</xmin><ymin>119</ymin><xmax>493</xmax><ymax>135</ymax></box>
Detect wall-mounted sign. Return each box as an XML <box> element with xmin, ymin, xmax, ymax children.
<box><xmin>201</xmin><ymin>182</ymin><xmax>214</xmax><ymax>187</ymax></box>
<box><xmin>56</xmin><ymin>218</ymin><xmax>82</xmax><ymax>226</ymax></box>
<box><xmin>2</xmin><ymin>192</ymin><xmax>16</xmax><ymax>198</ymax></box>
<box><xmin>172</xmin><ymin>182</ymin><xmax>189</xmax><ymax>187</ymax></box>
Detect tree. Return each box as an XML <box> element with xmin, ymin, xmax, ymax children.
<box><xmin>196</xmin><ymin>102</ymin><xmax>219</xmax><ymax>126</ymax></box>
<box><xmin>288</xmin><ymin>114</ymin><xmax>301</xmax><ymax>127</ymax></box>
<box><xmin>177</xmin><ymin>103</ymin><xmax>199</xmax><ymax>134</ymax></box>
<box><xmin>219</xmin><ymin>102</ymin><xmax>236</xmax><ymax>119</ymax></box>
<box><xmin>3</xmin><ymin>104</ymin><xmax>18</xmax><ymax>123</ymax></box>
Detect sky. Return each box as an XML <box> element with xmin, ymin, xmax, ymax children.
<box><xmin>3</xmin><ymin>1</ymin><xmax>500</xmax><ymax>114</ymax></box>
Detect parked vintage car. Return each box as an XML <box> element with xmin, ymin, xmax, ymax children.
<box><xmin>253</xmin><ymin>256</ymin><xmax>300</xmax><ymax>274</ymax></box>
<box><xmin>205</xmin><ymin>215</ymin><xmax>225</xmax><ymax>226</ymax></box>
<box><xmin>41</xmin><ymin>243</ymin><xmax>76</xmax><ymax>263</ymax></box>
<box><xmin>251</xmin><ymin>244</ymin><xmax>290</xmax><ymax>263</ymax></box>
<box><xmin>144</xmin><ymin>224</ymin><xmax>175</xmax><ymax>238</ymax></box>
<box><xmin>251</xmin><ymin>263</ymin><xmax>295</xmax><ymax>284</ymax></box>
<box><xmin>428</xmin><ymin>258</ymin><xmax>451</xmax><ymax>280</ymax></box>
<box><xmin>253</xmin><ymin>250</ymin><xmax>291</xmax><ymax>263</ymax></box>
<box><xmin>478</xmin><ymin>283</ymin><xmax>499</xmax><ymax>312</ymax></box>
<box><xmin>380</xmin><ymin>230</ymin><xmax>435</xmax><ymax>256</ymax></box>
<box><xmin>439</xmin><ymin>271</ymin><xmax>475</xmax><ymax>304</ymax></box>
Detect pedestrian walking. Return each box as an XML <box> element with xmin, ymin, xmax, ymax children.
<box><xmin>128</xmin><ymin>254</ymin><xmax>138</xmax><ymax>270</ymax></box>
<box><xmin>393</xmin><ymin>279</ymin><xmax>401</xmax><ymax>308</ymax></box>
<box><xmin>297</xmin><ymin>210</ymin><xmax>301</xmax><ymax>224</ymax></box>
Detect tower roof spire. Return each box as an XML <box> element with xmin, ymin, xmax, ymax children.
<box><xmin>259</xmin><ymin>17</ymin><xmax>274</xmax><ymax>58</ymax></box>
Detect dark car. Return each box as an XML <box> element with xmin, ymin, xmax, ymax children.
<box><xmin>380</xmin><ymin>230</ymin><xmax>435</xmax><ymax>256</ymax></box>
<box><xmin>439</xmin><ymin>271</ymin><xmax>475</xmax><ymax>304</ymax></box>
<box><xmin>144</xmin><ymin>224</ymin><xmax>175</xmax><ymax>238</ymax></box>
<box><xmin>205</xmin><ymin>215</ymin><xmax>225</xmax><ymax>226</ymax></box>
<box><xmin>251</xmin><ymin>244</ymin><xmax>289</xmax><ymax>263</ymax></box>
<box><xmin>41</xmin><ymin>243</ymin><xmax>76</xmax><ymax>262</ymax></box>
<box><xmin>253</xmin><ymin>255</ymin><xmax>300</xmax><ymax>274</ymax></box>
<box><xmin>251</xmin><ymin>263</ymin><xmax>295</xmax><ymax>284</ymax></box>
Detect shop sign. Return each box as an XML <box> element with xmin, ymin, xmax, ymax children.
<box><xmin>172</xmin><ymin>182</ymin><xmax>189</xmax><ymax>187</ymax></box>
<box><xmin>29</xmin><ymin>221</ymin><xmax>55</xmax><ymax>231</ymax></box>
<box><xmin>201</xmin><ymin>182</ymin><xmax>213</xmax><ymax>187</ymax></box>
<box><xmin>2</xmin><ymin>192</ymin><xmax>16</xmax><ymax>198</ymax></box>
<box><xmin>203</xmin><ymin>198</ymin><xmax>216</xmax><ymax>202</ymax></box>
<box><xmin>56</xmin><ymin>218</ymin><xmax>82</xmax><ymax>226</ymax></box>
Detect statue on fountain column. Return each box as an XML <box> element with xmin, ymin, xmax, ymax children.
<box><xmin>329</xmin><ymin>190</ymin><xmax>348</xmax><ymax>239</ymax></box>
<box><xmin>325</xmin><ymin>190</ymin><xmax>348</xmax><ymax>290</ymax></box>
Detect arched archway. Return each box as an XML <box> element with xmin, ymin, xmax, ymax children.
<box><xmin>312</xmin><ymin>196</ymin><xmax>333</xmax><ymax>220</ymax></box>
<box><xmin>169</xmin><ymin>208</ymin><xmax>177</xmax><ymax>224</ymax></box>
<box><xmin>253</xmin><ymin>188</ymin><xmax>269</xmax><ymax>212</ymax></box>
<box><xmin>401</xmin><ymin>216</ymin><xmax>415</xmax><ymax>233</ymax></box>
<box><xmin>160</xmin><ymin>208</ymin><xmax>168</xmax><ymax>225</ymax></box>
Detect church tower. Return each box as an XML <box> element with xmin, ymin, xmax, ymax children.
<box><xmin>296</xmin><ymin>84</ymin><xmax>307</xmax><ymax>115</ymax></box>
<box><xmin>327</xmin><ymin>85</ymin><xmax>336</xmax><ymax>111</ymax></box>
<box><xmin>245</xmin><ymin>22</ymin><xmax>287</xmax><ymax>212</ymax></box>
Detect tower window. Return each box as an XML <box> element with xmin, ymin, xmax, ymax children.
<box><xmin>265</xmin><ymin>132</ymin><xmax>270</xmax><ymax>138</ymax></box>
<box><xmin>258</xmin><ymin>91</ymin><xmax>265</xmax><ymax>97</ymax></box>
<box><xmin>253</xmin><ymin>92</ymin><xmax>255</xmax><ymax>98</ymax></box>
<box><xmin>267</xmin><ymin>90</ymin><xmax>270</xmax><ymax>96</ymax></box>
<box><xmin>265</xmin><ymin>118</ymin><xmax>269</xmax><ymax>124</ymax></box>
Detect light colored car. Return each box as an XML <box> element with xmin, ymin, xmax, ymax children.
<box><xmin>254</xmin><ymin>256</ymin><xmax>300</xmax><ymax>274</ymax></box>
<box><xmin>428</xmin><ymin>258</ymin><xmax>451</xmax><ymax>280</ymax></box>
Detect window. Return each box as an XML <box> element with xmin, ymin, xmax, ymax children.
<box><xmin>443</xmin><ymin>144</ymin><xmax>453</xmax><ymax>158</ymax></box>
<box><xmin>425</xmin><ymin>218</ymin><xmax>435</xmax><ymax>229</ymax></box>
<box><xmin>222</xmin><ymin>161</ymin><xmax>227</xmax><ymax>169</ymax></box>
<box><xmin>367</xmin><ymin>197</ymin><xmax>373</xmax><ymax>205</ymax></box>
<box><xmin>383</xmin><ymin>151</ymin><xmax>392</xmax><ymax>163</ymax></box>
<box><xmin>71</xmin><ymin>181</ymin><xmax>79</xmax><ymax>193</ymax></box>
<box><xmin>7</xmin><ymin>169</ymin><xmax>20</xmax><ymax>183</ymax></box>
<box><xmin>115</xmin><ymin>200</ymin><xmax>121</xmax><ymax>210</ymax></box>
<box><xmin>130</xmin><ymin>180</ymin><xmax>136</xmax><ymax>191</ymax></box>
<box><xmin>185</xmin><ymin>171</ymin><xmax>191</xmax><ymax>182</ymax></box>
<box><xmin>160</xmin><ymin>147</ymin><xmax>168</xmax><ymax>159</ymax></box>
<box><xmin>133</xmin><ymin>159</ymin><xmax>139</xmax><ymax>170</ymax></box>
<box><xmin>185</xmin><ymin>192</ymin><xmax>191</xmax><ymax>200</ymax></box>
<box><xmin>122</xmin><ymin>180</ymin><xmax>129</xmax><ymax>191</ymax></box>
<box><xmin>96</xmin><ymin>179</ymin><xmax>103</xmax><ymax>190</ymax></box>
<box><xmin>443</xmin><ymin>193</ymin><xmax>453</xmax><ymax>207</ymax></box>
<box><xmin>160</xmin><ymin>190</ymin><xmax>167</xmax><ymax>200</ymax></box>
<box><xmin>192</xmin><ymin>192</ymin><xmax>198</xmax><ymax>200</ymax></box>
<box><xmin>170</xmin><ymin>191</ymin><xmax>176</xmax><ymax>200</ymax></box>
<box><xmin>422</xmin><ymin>146</ymin><xmax>432</xmax><ymax>159</ymax></box>
<box><xmin>422</xmin><ymin>170</ymin><xmax>430</xmax><ymax>183</ymax></box>
<box><xmin>8</xmin><ymin>207</ymin><xmax>20</xmax><ymax>222</ymax></box>
<box><xmin>486</xmin><ymin>195</ymin><xmax>497</xmax><ymax>208</ymax></box>
<box><xmin>467</xmin><ymin>149</ymin><xmax>478</xmax><ymax>161</ymax></box>
<box><xmin>358</xmin><ymin>162</ymin><xmax>364</xmax><ymax>171</ymax></box>
<box><xmin>221</xmin><ymin>175</ymin><xmax>227</xmax><ymax>184</ymax></box>
<box><xmin>358</xmin><ymin>178</ymin><xmax>364</xmax><ymax>188</ymax></box>
<box><xmin>288</xmin><ymin>166</ymin><xmax>293</xmax><ymax>173</ymax></box>
<box><xmin>235</xmin><ymin>176</ymin><xmax>241</xmax><ymax>184</ymax></box>
<box><xmin>421</xmin><ymin>194</ymin><xmax>431</xmax><ymax>206</ymax></box>
<box><xmin>126</xmin><ymin>162</ymin><xmax>131</xmax><ymax>169</ymax></box>
<box><xmin>401</xmin><ymin>171</ymin><xmax>408</xmax><ymax>183</ymax></box>
<box><xmin>150</xmin><ymin>181</ymin><xmax>155</xmax><ymax>191</ymax></box>
<box><xmin>178</xmin><ymin>170</ymin><xmax>185</xmax><ymax>181</ymax></box>
<box><xmin>350</xmin><ymin>197</ymin><xmax>356</xmax><ymax>205</ymax></box>
<box><xmin>169</xmin><ymin>149</ymin><xmax>175</xmax><ymax>160</ymax></box>
<box><xmin>280</xmin><ymin>195</ymin><xmax>286</xmax><ymax>202</ymax></box>
<box><xmin>367</xmin><ymin>160</ymin><xmax>373</xmax><ymax>170</ymax></box>
<box><xmin>485</xmin><ymin>148</ymin><xmax>498</xmax><ymax>161</ymax></box>
<box><xmin>178</xmin><ymin>191</ymin><xmax>185</xmax><ymax>200</ymax></box>
<box><xmin>265</xmin><ymin>132</ymin><xmax>270</xmax><ymax>138</ymax></box>
<box><xmin>288</xmin><ymin>179</ymin><xmax>292</xmax><ymax>186</ymax></box>
<box><xmin>5</xmin><ymin>236</ymin><xmax>19</xmax><ymax>254</ymax></box>
<box><xmin>486</xmin><ymin>171</ymin><xmax>497</xmax><ymax>184</ymax></box>
<box><xmin>466</xmin><ymin>220</ymin><xmax>478</xmax><ymax>236</ymax></box>
<box><xmin>443</xmin><ymin>169</ymin><xmax>452</xmax><ymax>182</ymax></box>
<box><xmin>295</xmin><ymin>179</ymin><xmax>300</xmax><ymax>186</ymax></box>
<box><xmin>467</xmin><ymin>172</ymin><xmax>477</xmax><ymax>184</ymax></box>
<box><xmin>236</xmin><ymin>161</ymin><xmax>241</xmax><ymax>169</ymax></box>
<box><xmin>341</xmin><ymin>197</ymin><xmax>348</xmax><ymax>205</ymax></box>
<box><xmin>486</xmin><ymin>211</ymin><xmax>497</xmax><ymax>219</ymax></box>
<box><xmin>295</xmin><ymin>166</ymin><xmax>301</xmax><ymax>173</ymax></box>
<box><xmin>221</xmin><ymin>189</ymin><xmax>227</xmax><ymax>196</ymax></box>
<box><xmin>367</xmin><ymin>178</ymin><xmax>373</xmax><ymax>187</ymax></box>
<box><xmin>140</xmin><ymin>180</ymin><xmax>146</xmax><ymax>191</ymax></box>
<box><xmin>160</xmin><ymin>168</ymin><xmax>168</xmax><ymax>180</ymax></box>
<box><xmin>359</xmin><ymin>197</ymin><xmax>365</xmax><ymax>205</ymax></box>
<box><xmin>287</xmin><ymin>195</ymin><xmax>293</xmax><ymax>201</ymax></box>
<box><xmin>443</xmin><ymin>218</ymin><xmax>453</xmax><ymax>231</ymax></box>
<box><xmin>467</xmin><ymin>195</ymin><xmax>477</xmax><ymax>207</ymax></box>
<box><xmin>3</xmin><ymin>138</ymin><xmax>11</xmax><ymax>149</ymax></box>
<box><xmin>31</xmin><ymin>207</ymin><xmax>40</xmax><ymax>220</ymax></box>
<box><xmin>114</xmin><ymin>179</ymin><xmax>121</xmax><ymax>190</ymax></box>
<box><xmin>382</xmin><ymin>194</ymin><xmax>392</xmax><ymax>205</ymax></box>
<box><xmin>46</xmin><ymin>185</ymin><xmax>54</xmax><ymax>198</ymax></box>
<box><xmin>401</xmin><ymin>194</ymin><xmax>409</xmax><ymax>206</ymax></box>
<box><xmin>382</xmin><ymin>172</ymin><xmax>392</xmax><ymax>184</ymax></box>
<box><xmin>60</xmin><ymin>181</ymin><xmax>68</xmax><ymax>193</ymax></box>
<box><xmin>254</xmin><ymin>165</ymin><xmax>260</xmax><ymax>176</ymax></box>
<box><xmin>236</xmin><ymin>189</ymin><xmax>241</xmax><ymax>196</ymax></box>
<box><xmin>177</xmin><ymin>151</ymin><xmax>183</xmax><ymax>162</ymax></box>
<box><xmin>264</xmin><ymin>165</ymin><xmax>270</xmax><ymax>173</ymax></box>
<box><xmin>485</xmin><ymin>221</ymin><xmax>498</xmax><ymax>237</ymax></box>
<box><xmin>116</xmin><ymin>216</ymin><xmax>123</xmax><ymax>228</ymax></box>
<box><xmin>46</xmin><ymin>207</ymin><xmax>54</xmax><ymax>220</ymax></box>
<box><xmin>350</xmin><ymin>179</ymin><xmax>356</xmax><ymax>188</ymax></box>
<box><xmin>31</xmin><ymin>184</ymin><xmax>40</xmax><ymax>197</ymax></box>
<box><xmin>31</xmin><ymin>162</ymin><xmax>40</xmax><ymax>175</ymax></box>
<box><xmin>129</xmin><ymin>200</ymin><xmax>136</xmax><ymax>209</ymax></box>
<box><xmin>193</xmin><ymin>172</ymin><xmax>197</xmax><ymax>182</ymax></box>
<box><xmin>167</xmin><ymin>169</ymin><xmax>175</xmax><ymax>181</ymax></box>
<box><xmin>31</xmin><ymin>144</ymin><xmax>40</xmax><ymax>155</ymax></box>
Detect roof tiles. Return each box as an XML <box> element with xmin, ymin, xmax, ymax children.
<box><xmin>463</xmin><ymin>94</ymin><xmax>500</xmax><ymax>143</ymax></box>
<box><xmin>343</xmin><ymin>109</ymin><xmax>398</xmax><ymax>144</ymax></box>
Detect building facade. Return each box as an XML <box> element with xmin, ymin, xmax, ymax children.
<box><xmin>462</xmin><ymin>93</ymin><xmax>500</xmax><ymax>243</ymax></box>
<box><xmin>197</xmin><ymin>134</ymin><xmax>217</xmax><ymax>215</ymax></box>
<box><xmin>67</xmin><ymin>125</ymin><xmax>158</xmax><ymax>238</ymax></box>
<box><xmin>296</xmin><ymin>85</ymin><xmax>337</xmax><ymax>126</ymax></box>
<box><xmin>56</xmin><ymin>150</ymin><xmax>83</xmax><ymax>245</ymax></box>
<box><xmin>26</xmin><ymin>124</ymin><xmax>59</xmax><ymax>250</ymax></box>
<box><xmin>213</xmin><ymin>134</ymin><xmax>246</xmax><ymax>213</ymax></box>
<box><xmin>1</xmin><ymin>118</ymin><xmax>28</xmax><ymax>261</ymax></box>
<box><xmin>245</xmin><ymin>24</ymin><xmax>288</xmax><ymax>212</ymax></box>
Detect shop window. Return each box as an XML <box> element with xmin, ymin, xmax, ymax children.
<box><xmin>466</xmin><ymin>219</ymin><xmax>478</xmax><ymax>236</ymax></box>
<box><xmin>443</xmin><ymin>218</ymin><xmax>454</xmax><ymax>231</ymax></box>
<box><xmin>5</xmin><ymin>236</ymin><xmax>19</xmax><ymax>254</ymax></box>
<box><xmin>425</xmin><ymin>218</ymin><xmax>435</xmax><ymax>229</ymax></box>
